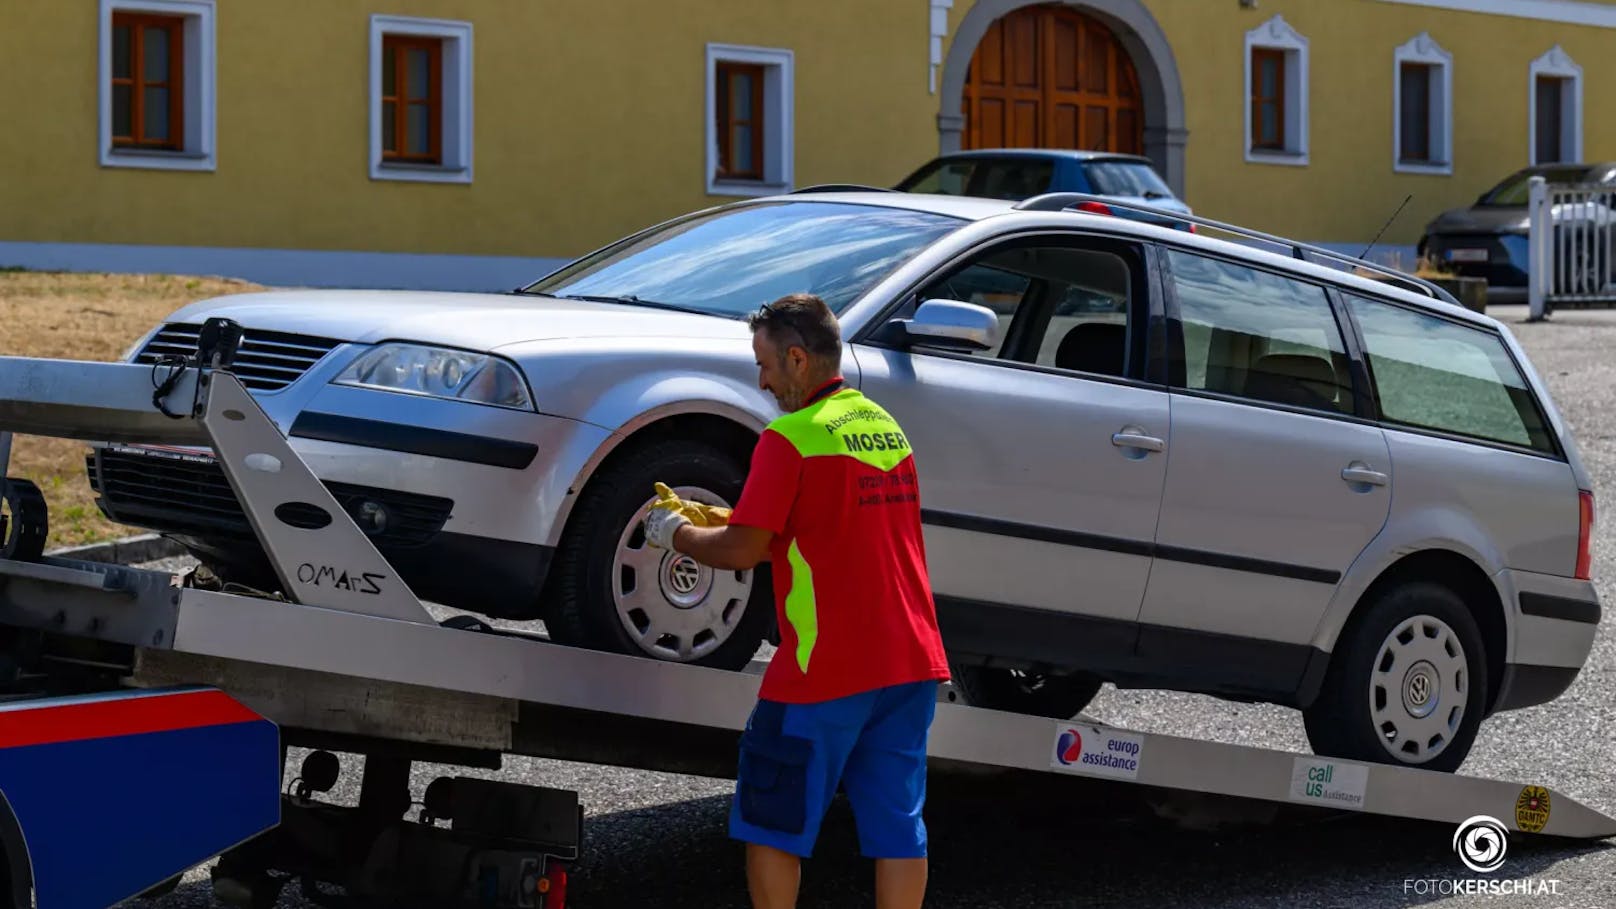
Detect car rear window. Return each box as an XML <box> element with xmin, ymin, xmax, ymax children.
<box><xmin>1344</xmin><ymin>294</ymin><xmax>1556</xmax><ymax>454</ymax></box>
<box><xmin>1082</xmin><ymin>160</ymin><xmax>1174</xmax><ymax>199</ymax></box>
<box><xmin>898</xmin><ymin>158</ymin><xmax>1054</xmax><ymax>201</ymax></box>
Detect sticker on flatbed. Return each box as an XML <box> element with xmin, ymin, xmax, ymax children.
<box><xmin>1515</xmin><ymin>785</ymin><xmax>1551</xmax><ymax>833</ymax></box>
<box><xmin>1289</xmin><ymin>757</ymin><xmax>1368</xmax><ymax>809</ymax></box>
<box><xmin>1049</xmin><ymin>723</ymin><xmax>1143</xmax><ymax>780</ymax></box>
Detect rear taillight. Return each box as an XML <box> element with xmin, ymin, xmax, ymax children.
<box><xmin>1576</xmin><ymin>489</ymin><xmax>1595</xmax><ymax>580</ymax></box>
<box><xmin>1187</xmin><ymin>222</ymin><xmax>1198</xmax><ymax>233</ymax></box>
<box><xmin>1075</xmin><ymin>201</ymin><xmax>1113</xmax><ymax>216</ymax></box>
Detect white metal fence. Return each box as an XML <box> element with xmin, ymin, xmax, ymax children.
<box><xmin>1528</xmin><ymin>174</ymin><xmax>1616</xmax><ymax>320</ymax></box>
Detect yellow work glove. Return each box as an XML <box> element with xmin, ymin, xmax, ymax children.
<box><xmin>652</xmin><ymin>482</ymin><xmax>732</xmax><ymax>527</ymax></box>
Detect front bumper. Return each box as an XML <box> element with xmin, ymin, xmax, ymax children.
<box><xmin>85</xmin><ymin>363</ymin><xmax>617</xmax><ymax>617</ymax></box>
<box><xmin>86</xmin><ymin>443</ymin><xmax>558</xmax><ymax>616</ymax></box>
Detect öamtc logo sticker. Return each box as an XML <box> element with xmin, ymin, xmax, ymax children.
<box><xmin>1515</xmin><ymin>786</ymin><xmax>1551</xmax><ymax>833</ymax></box>
<box><xmin>1049</xmin><ymin>723</ymin><xmax>1143</xmax><ymax>780</ymax></box>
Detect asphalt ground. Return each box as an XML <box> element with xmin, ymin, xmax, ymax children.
<box><xmin>126</xmin><ymin>303</ymin><xmax>1615</xmax><ymax>909</ymax></box>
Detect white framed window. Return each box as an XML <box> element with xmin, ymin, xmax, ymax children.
<box><xmin>1393</xmin><ymin>33</ymin><xmax>1453</xmax><ymax>175</ymax></box>
<box><xmin>706</xmin><ymin>43</ymin><xmax>794</xmax><ymax>196</ymax></box>
<box><xmin>1528</xmin><ymin>45</ymin><xmax>1582</xmax><ymax>165</ymax></box>
<box><xmin>98</xmin><ymin>0</ymin><xmax>215</xmax><ymax>171</ymax></box>
<box><xmin>1244</xmin><ymin>14</ymin><xmax>1309</xmax><ymax>166</ymax></box>
<box><xmin>369</xmin><ymin>15</ymin><xmax>473</xmax><ymax>183</ymax></box>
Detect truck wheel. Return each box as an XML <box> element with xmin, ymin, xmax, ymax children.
<box><xmin>1303</xmin><ymin>582</ymin><xmax>1487</xmax><ymax>774</ymax></box>
<box><xmin>546</xmin><ymin>439</ymin><xmax>773</xmax><ymax>671</ymax></box>
<box><xmin>950</xmin><ymin>663</ymin><xmax>1102</xmax><ymax>719</ymax></box>
<box><xmin>0</xmin><ymin>478</ymin><xmax>47</xmax><ymax>562</ymax></box>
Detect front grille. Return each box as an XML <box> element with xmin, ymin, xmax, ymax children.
<box><xmin>133</xmin><ymin>323</ymin><xmax>344</xmax><ymax>392</ymax></box>
<box><xmin>89</xmin><ymin>448</ymin><xmax>454</xmax><ymax>547</ymax></box>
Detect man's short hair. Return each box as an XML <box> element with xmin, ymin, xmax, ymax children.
<box><xmin>748</xmin><ymin>293</ymin><xmax>842</xmax><ymax>364</ymax></box>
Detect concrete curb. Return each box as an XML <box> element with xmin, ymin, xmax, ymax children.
<box><xmin>44</xmin><ymin>533</ymin><xmax>187</xmax><ymax>565</ymax></box>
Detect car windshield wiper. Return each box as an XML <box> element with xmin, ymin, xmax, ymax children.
<box><xmin>552</xmin><ymin>293</ymin><xmax>718</xmax><ymax>318</ymax></box>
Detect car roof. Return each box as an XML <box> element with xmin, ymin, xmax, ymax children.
<box><xmin>926</xmin><ymin>148</ymin><xmax>1155</xmax><ymax>164</ymax></box>
<box><xmin>757</xmin><ymin>191</ymin><xmax>1489</xmax><ymax>324</ymax></box>
<box><xmin>781</xmin><ymin>190</ymin><xmax>1019</xmax><ymax>221</ymax></box>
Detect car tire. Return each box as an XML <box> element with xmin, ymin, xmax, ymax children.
<box><xmin>1303</xmin><ymin>582</ymin><xmax>1488</xmax><ymax>774</ymax></box>
<box><xmin>0</xmin><ymin>478</ymin><xmax>48</xmax><ymax>562</ymax></box>
<box><xmin>949</xmin><ymin>662</ymin><xmax>1102</xmax><ymax>719</ymax></box>
<box><xmin>545</xmin><ymin>438</ymin><xmax>774</xmax><ymax>671</ymax></box>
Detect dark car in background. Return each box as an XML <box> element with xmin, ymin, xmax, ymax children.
<box><xmin>894</xmin><ymin>148</ymin><xmax>1195</xmax><ymax>231</ymax></box>
<box><xmin>1418</xmin><ymin>161</ymin><xmax>1616</xmax><ymax>304</ymax></box>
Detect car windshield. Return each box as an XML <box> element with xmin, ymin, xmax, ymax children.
<box><xmin>1478</xmin><ymin>166</ymin><xmax>1595</xmax><ymax>205</ymax></box>
<box><xmin>521</xmin><ymin>201</ymin><xmax>966</xmax><ymax>317</ymax></box>
<box><xmin>896</xmin><ymin>158</ymin><xmax>1055</xmax><ymax>201</ymax></box>
<box><xmin>1081</xmin><ymin>160</ymin><xmax>1174</xmax><ymax>199</ymax></box>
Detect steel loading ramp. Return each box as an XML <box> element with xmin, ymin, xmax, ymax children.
<box><xmin>0</xmin><ymin>335</ymin><xmax>1612</xmax><ymax>852</ymax></box>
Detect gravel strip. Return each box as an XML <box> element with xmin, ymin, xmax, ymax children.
<box><xmin>129</xmin><ymin>304</ymin><xmax>1616</xmax><ymax>908</ymax></box>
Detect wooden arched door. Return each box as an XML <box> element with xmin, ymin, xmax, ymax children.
<box><xmin>963</xmin><ymin>4</ymin><xmax>1144</xmax><ymax>154</ymax></box>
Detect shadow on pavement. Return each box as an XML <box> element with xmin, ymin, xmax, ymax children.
<box><xmin>137</xmin><ymin>785</ymin><xmax>1612</xmax><ymax>909</ymax></box>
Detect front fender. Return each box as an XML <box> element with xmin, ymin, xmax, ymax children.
<box><xmin>508</xmin><ymin>337</ymin><xmax>866</xmax><ymax>546</ymax></box>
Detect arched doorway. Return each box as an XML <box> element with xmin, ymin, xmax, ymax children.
<box><xmin>939</xmin><ymin>0</ymin><xmax>1187</xmax><ymax>195</ymax></box>
<box><xmin>962</xmin><ymin>4</ymin><xmax>1144</xmax><ymax>154</ymax></box>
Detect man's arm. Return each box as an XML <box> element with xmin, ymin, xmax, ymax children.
<box><xmin>673</xmin><ymin>523</ymin><xmax>773</xmax><ymax>571</ymax></box>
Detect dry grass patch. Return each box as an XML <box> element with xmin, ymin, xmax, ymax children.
<box><xmin>3</xmin><ymin>270</ymin><xmax>266</xmax><ymax>549</ymax></box>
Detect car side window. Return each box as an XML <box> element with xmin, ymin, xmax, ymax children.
<box><xmin>913</xmin><ymin>238</ymin><xmax>1138</xmax><ymax>375</ymax></box>
<box><xmin>1343</xmin><ymin>294</ymin><xmax>1555</xmax><ymax>453</ymax></box>
<box><xmin>1166</xmin><ymin>248</ymin><xmax>1354</xmax><ymax>415</ymax></box>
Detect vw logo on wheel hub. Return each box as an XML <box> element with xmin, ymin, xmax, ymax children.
<box><xmin>661</xmin><ymin>554</ymin><xmax>710</xmax><ymax>608</ymax></box>
<box><xmin>1403</xmin><ymin>660</ymin><xmax>1440</xmax><ymax>718</ymax></box>
<box><xmin>669</xmin><ymin>556</ymin><xmax>701</xmax><ymax>594</ymax></box>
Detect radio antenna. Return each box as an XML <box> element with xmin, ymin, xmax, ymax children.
<box><xmin>1360</xmin><ymin>193</ymin><xmax>1414</xmax><ymax>262</ymax></box>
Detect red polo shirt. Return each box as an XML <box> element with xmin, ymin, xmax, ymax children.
<box><xmin>729</xmin><ymin>379</ymin><xmax>950</xmax><ymax>704</ymax></box>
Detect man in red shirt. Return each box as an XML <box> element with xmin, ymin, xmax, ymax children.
<box><xmin>643</xmin><ymin>293</ymin><xmax>950</xmax><ymax>909</ymax></box>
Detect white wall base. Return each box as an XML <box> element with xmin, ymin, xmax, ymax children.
<box><xmin>0</xmin><ymin>241</ymin><xmax>570</xmax><ymax>292</ymax></box>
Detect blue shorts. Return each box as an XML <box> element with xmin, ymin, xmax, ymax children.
<box><xmin>728</xmin><ymin>680</ymin><xmax>938</xmax><ymax>859</ymax></box>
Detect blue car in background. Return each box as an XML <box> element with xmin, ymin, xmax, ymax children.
<box><xmin>893</xmin><ymin>148</ymin><xmax>1195</xmax><ymax>230</ymax></box>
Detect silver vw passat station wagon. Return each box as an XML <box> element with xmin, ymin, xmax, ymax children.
<box><xmin>89</xmin><ymin>190</ymin><xmax>1599</xmax><ymax>773</ymax></box>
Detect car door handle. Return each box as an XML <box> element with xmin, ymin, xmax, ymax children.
<box><xmin>1341</xmin><ymin>466</ymin><xmax>1389</xmax><ymax>486</ymax></box>
<box><xmin>1112</xmin><ymin>432</ymin><xmax>1165</xmax><ymax>453</ymax></box>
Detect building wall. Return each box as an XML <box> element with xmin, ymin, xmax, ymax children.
<box><xmin>3</xmin><ymin>0</ymin><xmax>1615</xmax><ymax>287</ymax></box>
<box><xmin>938</xmin><ymin>0</ymin><xmax>1616</xmax><ymax>252</ymax></box>
<box><xmin>0</xmin><ymin>0</ymin><xmax>941</xmax><ymax>283</ymax></box>
<box><xmin>1175</xmin><ymin>0</ymin><xmax>1614</xmax><ymax>250</ymax></box>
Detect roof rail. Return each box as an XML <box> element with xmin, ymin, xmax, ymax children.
<box><xmin>789</xmin><ymin>183</ymin><xmax>899</xmax><ymax>194</ymax></box>
<box><xmin>1010</xmin><ymin>192</ymin><xmax>1459</xmax><ymax>305</ymax></box>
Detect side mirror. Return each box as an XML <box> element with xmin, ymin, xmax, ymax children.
<box><xmin>890</xmin><ymin>299</ymin><xmax>999</xmax><ymax>352</ymax></box>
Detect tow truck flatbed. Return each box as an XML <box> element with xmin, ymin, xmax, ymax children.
<box><xmin>0</xmin><ymin>325</ymin><xmax>1611</xmax><ymax>905</ymax></box>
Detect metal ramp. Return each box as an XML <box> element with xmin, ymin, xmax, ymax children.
<box><xmin>0</xmin><ymin>327</ymin><xmax>1611</xmax><ymax>902</ymax></box>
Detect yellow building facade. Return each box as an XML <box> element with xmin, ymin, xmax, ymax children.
<box><xmin>2</xmin><ymin>0</ymin><xmax>1614</xmax><ymax>289</ymax></box>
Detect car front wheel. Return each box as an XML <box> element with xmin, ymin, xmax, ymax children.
<box><xmin>1303</xmin><ymin>582</ymin><xmax>1487</xmax><ymax>774</ymax></box>
<box><xmin>545</xmin><ymin>438</ymin><xmax>774</xmax><ymax>671</ymax></box>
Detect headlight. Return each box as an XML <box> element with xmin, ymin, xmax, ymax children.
<box><xmin>332</xmin><ymin>343</ymin><xmax>533</xmax><ymax>410</ymax></box>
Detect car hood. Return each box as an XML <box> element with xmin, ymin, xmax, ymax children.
<box><xmin>1426</xmin><ymin>205</ymin><xmax>1530</xmax><ymax>235</ymax></box>
<box><xmin>160</xmin><ymin>289</ymin><xmax>755</xmax><ymax>351</ymax></box>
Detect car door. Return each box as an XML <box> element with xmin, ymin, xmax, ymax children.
<box><xmin>1136</xmin><ymin>246</ymin><xmax>1392</xmax><ymax>697</ymax></box>
<box><xmin>851</xmin><ymin>231</ymin><xmax>1170</xmax><ymax>674</ymax></box>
